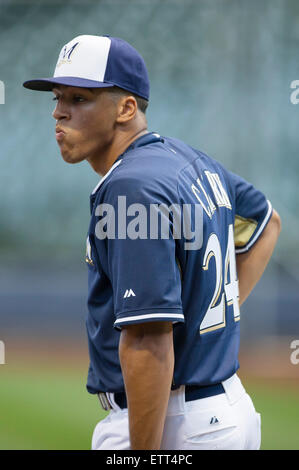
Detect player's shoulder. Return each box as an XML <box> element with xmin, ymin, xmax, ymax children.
<box><xmin>111</xmin><ymin>134</ymin><xmax>221</xmax><ymax>182</ymax></box>
<box><xmin>166</xmin><ymin>136</ymin><xmax>240</xmax><ymax>191</ymax></box>
<box><xmin>98</xmin><ymin>135</ymin><xmax>193</xmax><ymax>197</ymax></box>
<box><xmin>117</xmin><ymin>135</ymin><xmax>195</xmax><ymax>177</ymax></box>
<box><xmin>94</xmin><ymin>133</ymin><xmax>238</xmax><ymax>201</ymax></box>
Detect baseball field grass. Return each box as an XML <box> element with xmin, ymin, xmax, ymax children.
<box><xmin>0</xmin><ymin>361</ymin><xmax>298</xmax><ymax>450</ymax></box>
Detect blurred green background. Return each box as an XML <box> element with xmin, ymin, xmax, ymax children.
<box><xmin>0</xmin><ymin>361</ymin><xmax>299</xmax><ymax>450</ymax></box>
<box><xmin>0</xmin><ymin>0</ymin><xmax>298</xmax><ymax>450</ymax></box>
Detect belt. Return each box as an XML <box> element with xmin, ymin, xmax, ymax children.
<box><xmin>98</xmin><ymin>382</ymin><xmax>225</xmax><ymax>411</ymax></box>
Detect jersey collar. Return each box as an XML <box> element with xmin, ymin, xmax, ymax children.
<box><xmin>113</xmin><ymin>131</ymin><xmax>164</xmax><ymax>165</ymax></box>
<box><xmin>91</xmin><ymin>132</ymin><xmax>163</xmax><ymax>196</ymax></box>
<box><xmin>91</xmin><ymin>158</ymin><xmax>123</xmax><ymax>195</ymax></box>
<box><xmin>123</xmin><ymin>131</ymin><xmax>163</xmax><ymax>154</ymax></box>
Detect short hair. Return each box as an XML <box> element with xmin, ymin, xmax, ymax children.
<box><xmin>108</xmin><ymin>86</ymin><xmax>149</xmax><ymax>114</ymax></box>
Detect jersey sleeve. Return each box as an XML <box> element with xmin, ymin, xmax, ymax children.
<box><xmin>96</xmin><ymin>174</ymin><xmax>184</xmax><ymax>330</ymax></box>
<box><xmin>228</xmin><ymin>171</ymin><xmax>273</xmax><ymax>254</ymax></box>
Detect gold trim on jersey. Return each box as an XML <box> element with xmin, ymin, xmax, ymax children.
<box><xmin>200</xmin><ymin>299</ymin><xmax>226</xmax><ymax>334</ymax></box>
<box><xmin>234</xmin><ymin>215</ymin><xmax>258</xmax><ymax>247</ymax></box>
<box><xmin>85</xmin><ymin>236</ymin><xmax>94</xmax><ymax>266</ymax></box>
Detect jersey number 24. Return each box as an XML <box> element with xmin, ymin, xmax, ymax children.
<box><xmin>200</xmin><ymin>224</ymin><xmax>240</xmax><ymax>334</ymax></box>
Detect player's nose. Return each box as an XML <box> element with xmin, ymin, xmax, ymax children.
<box><xmin>52</xmin><ymin>101</ymin><xmax>70</xmax><ymax>121</ymax></box>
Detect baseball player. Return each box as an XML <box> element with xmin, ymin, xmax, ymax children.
<box><xmin>23</xmin><ymin>35</ymin><xmax>281</xmax><ymax>450</ymax></box>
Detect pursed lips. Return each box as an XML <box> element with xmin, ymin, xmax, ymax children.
<box><xmin>55</xmin><ymin>127</ymin><xmax>66</xmax><ymax>141</ymax></box>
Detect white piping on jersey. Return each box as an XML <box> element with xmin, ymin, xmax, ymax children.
<box><xmin>91</xmin><ymin>159</ymin><xmax>123</xmax><ymax>195</ymax></box>
<box><xmin>114</xmin><ymin>312</ymin><xmax>185</xmax><ymax>325</ymax></box>
<box><xmin>235</xmin><ymin>200</ymin><xmax>273</xmax><ymax>254</ymax></box>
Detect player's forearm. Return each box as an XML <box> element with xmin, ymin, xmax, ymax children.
<box><xmin>119</xmin><ymin>321</ymin><xmax>174</xmax><ymax>450</ymax></box>
<box><xmin>236</xmin><ymin>209</ymin><xmax>281</xmax><ymax>306</ymax></box>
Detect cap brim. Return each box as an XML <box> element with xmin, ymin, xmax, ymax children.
<box><xmin>23</xmin><ymin>76</ymin><xmax>115</xmax><ymax>91</ymax></box>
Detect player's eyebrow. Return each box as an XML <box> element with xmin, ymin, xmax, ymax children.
<box><xmin>73</xmin><ymin>87</ymin><xmax>94</xmax><ymax>95</ymax></box>
<box><xmin>52</xmin><ymin>86</ymin><xmax>94</xmax><ymax>96</ymax></box>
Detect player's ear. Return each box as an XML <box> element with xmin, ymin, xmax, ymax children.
<box><xmin>116</xmin><ymin>95</ymin><xmax>138</xmax><ymax>123</ymax></box>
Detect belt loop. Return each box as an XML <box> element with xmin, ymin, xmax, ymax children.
<box><xmin>98</xmin><ymin>392</ymin><xmax>112</xmax><ymax>411</ymax></box>
<box><xmin>107</xmin><ymin>392</ymin><xmax>121</xmax><ymax>411</ymax></box>
<box><xmin>167</xmin><ymin>385</ymin><xmax>185</xmax><ymax>415</ymax></box>
<box><xmin>222</xmin><ymin>374</ymin><xmax>245</xmax><ymax>405</ymax></box>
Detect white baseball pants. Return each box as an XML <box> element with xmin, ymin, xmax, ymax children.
<box><xmin>91</xmin><ymin>374</ymin><xmax>261</xmax><ymax>450</ymax></box>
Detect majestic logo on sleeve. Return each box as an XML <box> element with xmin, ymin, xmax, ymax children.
<box><xmin>56</xmin><ymin>42</ymin><xmax>79</xmax><ymax>68</ymax></box>
<box><xmin>123</xmin><ymin>289</ymin><xmax>136</xmax><ymax>298</ymax></box>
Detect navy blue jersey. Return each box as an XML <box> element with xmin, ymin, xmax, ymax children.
<box><xmin>85</xmin><ymin>132</ymin><xmax>272</xmax><ymax>394</ymax></box>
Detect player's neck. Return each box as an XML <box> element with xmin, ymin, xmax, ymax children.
<box><xmin>87</xmin><ymin>124</ymin><xmax>148</xmax><ymax>177</ymax></box>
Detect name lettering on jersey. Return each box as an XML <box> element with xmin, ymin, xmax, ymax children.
<box><xmin>205</xmin><ymin>171</ymin><xmax>232</xmax><ymax>209</ymax></box>
<box><xmin>191</xmin><ymin>177</ymin><xmax>216</xmax><ymax>219</ymax></box>
<box><xmin>191</xmin><ymin>171</ymin><xmax>232</xmax><ymax>219</ymax></box>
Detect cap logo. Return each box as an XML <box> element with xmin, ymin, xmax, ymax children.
<box><xmin>56</xmin><ymin>41</ymin><xmax>79</xmax><ymax>68</ymax></box>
